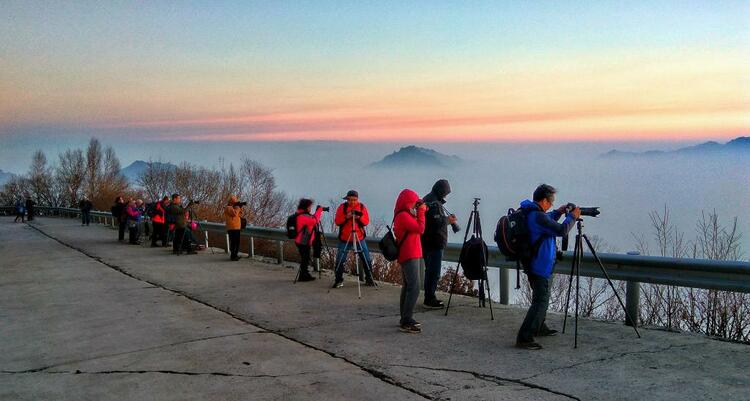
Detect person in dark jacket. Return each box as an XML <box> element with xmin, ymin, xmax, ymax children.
<box><xmin>169</xmin><ymin>194</ymin><xmax>196</xmax><ymax>255</ymax></box>
<box><xmin>516</xmin><ymin>184</ymin><xmax>579</xmax><ymax>350</ymax></box>
<box><xmin>25</xmin><ymin>196</ymin><xmax>35</xmax><ymax>221</ymax></box>
<box><xmin>14</xmin><ymin>199</ymin><xmax>26</xmax><ymax>223</ymax></box>
<box><xmin>111</xmin><ymin>196</ymin><xmax>127</xmax><ymax>241</ymax></box>
<box><xmin>394</xmin><ymin>189</ymin><xmax>427</xmax><ymax>334</ymax></box>
<box><xmin>332</xmin><ymin>190</ymin><xmax>374</xmax><ymax>288</ymax></box>
<box><xmin>151</xmin><ymin>196</ymin><xmax>170</xmax><ymax>247</ymax></box>
<box><xmin>421</xmin><ymin>179</ymin><xmax>460</xmax><ymax>308</ymax></box>
<box><xmin>294</xmin><ymin>198</ymin><xmax>323</xmax><ymax>282</ymax></box>
<box><xmin>79</xmin><ymin>197</ymin><xmax>93</xmax><ymax>226</ymax></box>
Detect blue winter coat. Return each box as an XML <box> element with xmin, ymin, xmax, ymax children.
<box><xmin>519</xmin><ymin>199</ymin><xmax>576</xmax><ymax>278</ymax></box>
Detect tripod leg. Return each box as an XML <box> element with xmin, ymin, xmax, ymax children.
<box><xmin>445</xmin><ymin>210</ymin><xmax>476</xmax><ymax>316</ymax></box>
<box><xmin>582</xmin><ymin>234</ymin><xmax>642</xmax><ymax>338</ymax></box>
<box><xmin>358</xmin><ymin>238</ymin><xmax>377</xmax><ymax>287</ymax></box>
<box><xmin>484</xmin><ymin>270</ymin><xmax>495</xmax><ymax>320</ymax></box>
<box><xmin>574</xmin><ymin>236</ymin><xmax>583</xmax><ymax>348</ymax></box>
<box><xmin>562</xmin><ymin>234</ymin><xmax>580</xmax><ymax>334</ymax></box>
<box><xmin>353</xmin><ymin>233</ymin><xmax>361</xmax><ymax>299</ymax></box>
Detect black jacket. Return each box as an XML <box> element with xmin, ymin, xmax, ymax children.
<box><xmin>79</xmin><ymin>200</ymin><xmax>93</xmax><ymax>212</ymax></box>
<box><xmin>421</xmin><ymin>179</ymin><xmax>452</xmax><ymax>250</ymax></box>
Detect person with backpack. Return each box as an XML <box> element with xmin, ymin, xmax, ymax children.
<box><xmin>111</xmin><ymin>196</ymin><xmax>127</xmax><ymax>242</ymax></box>
<box><xmin>150</xmin><ymin>196</ymin><xmax>170</xmax><ymax>247</ymax></box>
<box><xmin>225</xmin><ymin>195</ymin><xmax>243</xmax><ymax>261</ymax></box>
<box><xmin>421</xmin><ymin>179</ymin><xmax>460</xmax><ymax>308</ymax></box>
<box><xmin>515</xmin><ymin>184</ymin><xmax>579</xmax><ymax>350</ymax></box>
<box><xmin>332</xmin><ymin>190</ymin><xmax>374</xmax><ymax>288</ymax></box>
<box><xmin>294</xmin><ymin>198</ymin><xmax>324</xmax><ymax>282</ymax></box>
<box><xmin>79</xmin><ymin>196</ymin><xmax>93</xmax><ymax>226</ymax></box>
<box><xmin>393</xmin><ymin>189</ymin><xmax>427</xmax><ymax>334</ymax></box>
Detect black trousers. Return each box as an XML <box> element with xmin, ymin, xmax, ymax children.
<box><xmin>118</xmin><ymin>220</ymin><xmax>127</xmax><ymax>241</ymax></box>
<box><xmin>228</xmin><ymin>230</ymin><xmax>241</xmax><ymax>258</ymax></box>
<box><xmin>128</xmin><ymin>225</ymin><xmax>139</xmax><ymax>244</ymax></box>
<box><xmin>81</xmin><ymin>211</ymin><xmax>91</xmax><ymax>225</ymax></box>
<box><xmin>152</xmin><ymin>222</ymin><xmax>167</xmax><ymax>246</ymax></box>
<box><xmin>296</xmin><ymin>244</ymin><xmax>311</xmax><ymax>275</ymax></box>
<box><xmin>173</xmin><ymin>228</ymin><xmax>186</xmax><ymax>253</ymax></box>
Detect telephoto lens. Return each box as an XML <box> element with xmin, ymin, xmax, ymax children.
<box><xmin>321</xmin><ymin>206</ymin><xmax>330</xmax><ymax>212</ymax></box>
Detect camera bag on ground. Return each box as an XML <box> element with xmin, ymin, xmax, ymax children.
<box><xmin>285</xmin><ymin>212</ymin><xmax>300</xmax><ymax>239</ymax></box>
<box><xmin>460</xmin><ymin>235</ymin><xmax>488</xmax><ymax>280</ymax></box>
<box><xmin>494</xmin><ymin>207</ymin><xmax>544</xmax><ymax>288</ymax></box>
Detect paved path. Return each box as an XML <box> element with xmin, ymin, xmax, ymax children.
<box><xmin>1</xmin><ymin>217</ymin><xmax>748</xmax><ymax>401</ymax></box>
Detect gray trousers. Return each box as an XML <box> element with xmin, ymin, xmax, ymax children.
<box><xmin>400</xmin><ymin>258</ymin><xmax>421</xmax><ymax>325</ymax></box>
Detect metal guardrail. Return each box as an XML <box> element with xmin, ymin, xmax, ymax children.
<box><xmin>5</xmin><ymin>206</ymin><xmax>750</xmax><ymax>327</ymax></box>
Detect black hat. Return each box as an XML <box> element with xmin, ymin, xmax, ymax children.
<box><xmin>343</xmin><ymin>190</ymin><xmax>359</xmax><ymax>199</ymax></box>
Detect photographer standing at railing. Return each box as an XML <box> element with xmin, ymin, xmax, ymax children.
<box><xmin>294</xmin><ymin>199</ymin><xmax>324</xmax><ymax>282</ymax></box>
<box><xmin>421</xmin><ymin>179</ymin><xmax>460</xmax><ymax>309</ymax></box>
<box><xmin>393</xmin><ymin>189</ymin><xmax>427</xmax><ymax>334</ymax></box>
<box><xmin>78</xmin><ymin>196</ymin><xmax>92</xmax><ymax>226</ymax></box>
<box><xmin>225</xmin><ymin>195</ymin><xmax>244</xmax><ymax>261</ymax></box>
<box><xmin>169</xmin><ymin>194</ymin><xmax>196</xmax><ymax>255</ymax></box>
<box><xmin>516</xmin><ymin>184</ymin><xmax>579</xmax><ymax>350</ymax></box>
<box><xmin>332</xmin><ymin>190</ymin><xmax>374</xmax><ymax>288</ymax></box>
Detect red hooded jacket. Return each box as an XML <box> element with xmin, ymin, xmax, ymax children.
<box><xmin>295</xmin><ymin>207</ymin><xmax>323</xmax><ymax>246</ymax></box>
<box><xmin>393</xmin><ymin>189</ymin><xmax>426</xmax><ymax>264</ymax></box>
<box><xmin>334</xmin><ymin>202</ymin><xmax>369</xmax><ymax>242</ymax></box>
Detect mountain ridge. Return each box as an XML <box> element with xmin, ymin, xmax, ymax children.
<box><xmin>602</xmin><ymin>136</ymin><xmax>750</xmax><ymax>158</ymax></box>
<box><xmin>368</xmin><ymin>146</ymin><xmax>462</xmax><ymax>168</ymax></box>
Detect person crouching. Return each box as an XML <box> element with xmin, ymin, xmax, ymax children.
<box><xmin>294</xmin><ymin>198</ymin><xmax>323</xmax><ymax>282</ymax></box>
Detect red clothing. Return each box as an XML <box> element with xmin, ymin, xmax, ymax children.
<box><xmin>334</xmin><ymin>202</ymin><xmax>370</xmax><ymax>242</ymax></box>
<box><xmin>152</xmin><ymin>201</ymin><xmax>166</xmax><ymax>224</ymax></box>
<box><xmin>393</xmin><ymin>189</ymin><xmax>426</xmax><ymax>263</ymax></box>
<box><xmin>295</xmin><ymin>207</ymin><xmax>323</xmax><ymax>246</ymax></box>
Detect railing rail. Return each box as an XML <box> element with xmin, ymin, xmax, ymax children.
<box><xmin>5</xmin><ymin>206</ymin><xmax>750</xmax><ymax>327</ymax></box>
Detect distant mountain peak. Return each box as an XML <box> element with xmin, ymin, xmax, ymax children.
<box><xmin>601</xmin><ymin>136</ymin><xmax>750</xmax><ymax>158</ymax></box>
<box><xmin>369</xmin><ymin>146</ymin><xmax>462</xmax><ymax>168</ymax></box>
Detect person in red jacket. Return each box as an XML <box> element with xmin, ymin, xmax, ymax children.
<box><xmin>151</xmin><ymin>196</ymin><xmax>170</xmax><ymax>247</ymax></box>
<box><xmin>295</xmin><ymin>198</ymin><xmax>324</xmax><ymax>282</ymax></box>
<box><xmin>393</xmin><ymin>189</ymin><xmax>427</xmax><ymax>334</ymax></box>
<box><xmin>332</xmin><ymin>190</ymin><xmax>374</xmax><ymax>288</ymax></box>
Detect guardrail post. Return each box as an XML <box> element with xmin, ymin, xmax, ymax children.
<box><xmin>204</xmin><ymin>230</ymin><xmax>209</xmax><ymax>250</ymax></box>
<box><xmin>225</xmin><ymin>234</ymin><xmax>230</xmax><ymax>254</ymax></box>
<box><xmin>277</xmin><ymin>240</ymin><xmax>284</xmax><ymax>264</ymax></box>
<box><xmin>625</xmin><ymin>281</ymin><xmax>640</xmax><ymax>327</ymax></box>
<box><xmin>499</xmin><ymin>267</ymin><xmax>510</xmax><ymax>305</ymax></box>
<box><xmin>249</xmin><ymin>237</ymin><xmax>254</xmax><ymax>258</ymax></box>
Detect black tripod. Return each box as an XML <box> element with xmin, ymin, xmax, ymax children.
<box><xmin>326</xmin><ymin>214</ymin><xmax>377</xmax><ymax>298</ymax></box>
<box><xmin>294</xmin><ymin>221</ymin><xmax>334</xmax><ymax>283</ymax></box>
<box><xmin>562</xmin><ymin>219</ymin><xmax>641</xmax><ymax>348</ymax></box>
<box><xmin>445</xmin><ymin>198</ymin><xmax>494</xmax><ymax>320</ymax></box>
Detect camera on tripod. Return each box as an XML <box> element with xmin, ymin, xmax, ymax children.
<box><xmin>233</xmin><ymin>201</ymin><xmax>248</xmax><ymax>207</ymax></box>
<box><xmin>564</xmin><ymin>203</ymin><xmax>600</xmax><ymax>218</ymax></box>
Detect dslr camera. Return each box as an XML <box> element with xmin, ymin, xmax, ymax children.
<box><xmin>233</xmin><ymin>201</ymin><xmax>248</xmax><ymax>207</ymax></box>
<box><xmin>564</xmin><ymin>203</ymin><xmax>600</xmax><ymax>217</ymax></box>
<box><xmin>319</xmin><ymin>206</ymin><xmax>330</xmax><ymax>212</ymax></box>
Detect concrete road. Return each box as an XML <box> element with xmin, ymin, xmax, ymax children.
<box><xmin>1</xmin><ymin>217</ymin><xmax>748</xmax><ymax>401</ymax></box>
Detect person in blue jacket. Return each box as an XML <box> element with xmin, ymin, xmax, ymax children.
<box><xmin>516</xmin><ymin>184</ymin><xmax>579</xmax><ymax>350</ymax></box>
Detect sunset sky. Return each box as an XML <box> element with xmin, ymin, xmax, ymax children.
<box><xmin>1</xmin><ymin>1</ymin><xmax>749</xmax><ymax>143</ymax></box>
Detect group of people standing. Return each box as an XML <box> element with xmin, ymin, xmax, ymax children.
<box><xmin>13</xmin><ymin>196</ymin><xmax>35</xmax><ymax>223</ymax></box>
<box><xmin>287</xmin><ymin>180</ymin><xmax>580</xmax><ymax>348</ymax></box>
<box><xmin>110</xmin><ymin>194</ymin><xmax>197</xmax><ymax>255</ymax></box>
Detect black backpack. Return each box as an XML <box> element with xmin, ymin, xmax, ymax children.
<box><xmin>459</xmin><ymin>235</ymin><xmax>488</xmax><ymax>280</ymax></box>
<box><xmin>285</xmin><ymin>212</ymin><xmax>300</xmax><ymax>239</ymax></box>
<box><xmin>494</xmin><ymin>207</ymin><xmax>542</xmax><ymax>287</ymax></box>
<box><xmin>379</xmin><ymin>225</ymin><xmax>406</xmax><ymax>262</ymax></box>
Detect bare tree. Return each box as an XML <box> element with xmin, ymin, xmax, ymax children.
<box><xmin>56</xmin><ymin>149</ymin><xmax>85</xmax><ymax>207</ymax></box>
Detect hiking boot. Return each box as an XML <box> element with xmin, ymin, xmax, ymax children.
<box><xmin>516</xmin><ymin>341</ymin><xmax>543</xmax><ymax>350</ymax></box>
<box><xmin>403</xmin><ymin>319</ymin><xmax>422</xmax><ymax>328</ymax></box>
<box><xmin>399</xmin><ymin>323</ymin><xmax>422</xmax><ymax>334</ymax></box>
<box><xmin>537</xmin><ymin>328</ymin><xmax>558</xmax><ymax>337</ymax></box>
<box><xmin>423</xmin><ymin>299</ymin><xmax>445</xmax><ymax>309</ymax></box>
<box><xmin>332</xmin><ymin>280</ymin><xmax>344</xmax><ymax>289</ymax></box>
